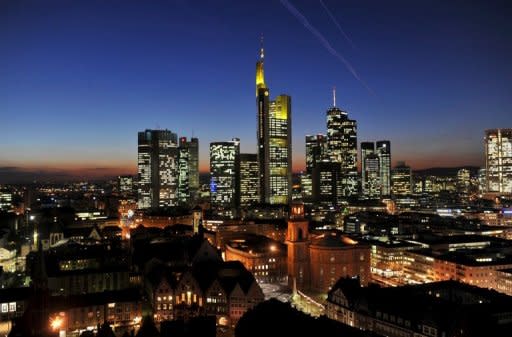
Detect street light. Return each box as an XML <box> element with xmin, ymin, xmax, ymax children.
<box><xmin>50</xmin><ymin>314</ymin><xmax>64</xmax><ymax>331</ymax></box>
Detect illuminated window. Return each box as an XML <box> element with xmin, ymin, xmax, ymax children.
<box><xmin>1</xmin><ymin>304</ymin><xmax>7</xmax><ymax>313</ymax></box>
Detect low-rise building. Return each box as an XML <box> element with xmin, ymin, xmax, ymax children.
<box><xmin>368</xmin><ymin>239</ymin><xmax>420</xmax><ymax>286</ymax></box>
<box><xmin>145</xmin><ymin>261</ymin><xmax>264</xmax><ymax>327</ymax></box>
<box><xmin>0</xmin><ymin>287</ymin><xmax>30</xmax><ymax>336</ymax></box>
<box><xmin>327</xmin><ymin>278</ymin><xmax>512</xmax><ymax>337</ymax></box>
<box><xmin>225</xmin><ymin>234</ymin><xmax>287</xmax><ymax>283</ymax></box>
<box><xmin>48</xmin><ymin>288</ymin><xmax>142</xmax><ymax>336</ymax></box>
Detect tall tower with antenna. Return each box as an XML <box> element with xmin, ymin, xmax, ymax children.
<box><xmin>256</xmin><ymin>36</ymin><xmax>292</xmax><ymax>205</ymax></box>
<box><xmin>326</xmin><ymin>88</ymin><xmax>358</xmax><ymax>200</ymax></box>
<box><xmin>256</xmin><ymin>35</ymin><xmax>270</xmax><ymax>204</ymax></box>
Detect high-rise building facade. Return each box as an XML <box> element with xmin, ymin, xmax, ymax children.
<box><xmin>485</xmin><ymin>129</ymin><xmax>512</xmax><ymax>194</ymax></box>
<box><xmin>256</xmin><ymin>41</ymin><xmax>292</xmax><ymax>205</ymax></box>
<box><xmin>457</xmin><ymin>168</ymin><xmax>471</xmax><ymax>191</ymax></box>
<box><xmin>210</xmin><ymin>139</ymin><xmax>240</xmax><ymax>217</ymax></box>
<box><xmin>376</xmin><ymin>140</ymin><xmax>391</xmax><ymax>196</ymax></box>
<box><xmin>240</xmin><ymin>153</ymin><xmax>259</xmax><ymax>207</ymax></box>
<box><xmin>478</xmin><ymin>168</ymin><xmax>486</xmax><ymax>193</ymax></box>
<box><xmin>186</xmin><ymin>137</ymin><xmax>200</xmax><ymax>199</ymax></box>
<box><xmin>326</xmin><ymin>91</ymin><xmax>358</xmax><ymax>197</ymax></box>
<box><xmin>302</xmin><ymin>135</ymin><xmax>327</xmax><ymax>203</ymax></box>
<box><xmin>305</xmin><ymin>134</ymin><xmax>327</xmax><ymax>173</ymax></box>
<box><xmin>300</xmin><ymin>173</ymin><xmax>313</xmax><ymax>202</ymax></box>
<box><xmin>391</xmin><ymin>161</ymin><xmax>412</xmax><ymax>196</ymax></box>
<box><xmin>0</xmin><ymin>191</ymin><xmax>12</xmax><ymax>211</ymax></box>
<box><xmin>178</xmin><ymin>137</ymin><xmax>199</xmax><ymax>204</ymax></box>
<box><xmin>268</xmin><ymin>95</ymin><xmax>292</xmax><ymax>204</ymax></box>
<box><xmin>360</xmin><ymin>142</ymin><xmax>375</xmax><ymax>196</ymax></box>
<box><xmin>312</xmin><ymin>161</ymin><xmax>342</xmax><ymax>206</ymax></box>
<box><xmin>364</xmin><ymin>153</ymin><xmax>380</xmax><ymax>198</ymax></box>
<box><xmin>178</xmin><ymin>141</ymin><xmax>190</xmax><ymax>205</ymax></box>
<box><xmin>137</xmin><ymin>129</ymin><xmax>179</xmax><ymax>209</ymax></box>
<box><xmin>118</xmin><ymin>175</ymin><xmax>134</xmax><ymax>195</ymax></box>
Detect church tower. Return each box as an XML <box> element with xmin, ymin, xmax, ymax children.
<box><xmin>286</xmin><ymin>203</ymin><xmax>310</xmax><ymax>291</ymax></box>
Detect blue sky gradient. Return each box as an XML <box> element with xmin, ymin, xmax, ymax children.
<box><xmin>2</xmin><ymin>0</ymin><xmax>511</xmax><ymax>178</ymax></box>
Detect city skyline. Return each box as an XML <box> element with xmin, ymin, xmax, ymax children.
<box><xmin>2</xmin><ymin>0</ymin><xmax>511</xmax><ymax>182</ymax></box>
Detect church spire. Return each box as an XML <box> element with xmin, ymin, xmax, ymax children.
<box><xmin>256</xmin><ymin>34</ymin><xmax>266</xmax><ymax>95</ymax></box>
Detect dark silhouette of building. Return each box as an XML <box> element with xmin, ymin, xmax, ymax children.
<box><xmin>235</xmin><ymin>298</ymin><xmax>379</xmax><ymax>337</ymax></box>
<box><xmin>327</xmin><ymin>278</ymin><xmax>512</xmax><ymax>337</ymax></box>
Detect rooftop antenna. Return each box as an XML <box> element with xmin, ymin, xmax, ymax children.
<box><xmin>333</xmin><ymin>86</ymin><xmax>336</xmax><ymax>107</ymax></box>
<box><xmin>260</xmin><ymin>33</ymin><xmax>264</xmax><ymax>60</ymax></box>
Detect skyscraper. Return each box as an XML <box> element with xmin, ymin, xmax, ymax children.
<box><xmin>305</xmin><ymin>134</ymin><xmax>327</xmax><ymax>173</ymax></box>
<box><xmin>303</xmin><ymin>134</ymin><xmax>326</xmax><ymax>202</ymax></box>
<box><xmin>240</xmin><ymin>153</ymin><xmax>259</xmax><ymax>207</ymax></box>
<box><xmin>391</xmin><ymin>161</ymin><xmax>412</xmax><ymax>196</ymax></box>
<box><xmin>300</xmin><ymin>173</ymin><xmax>313</xmax><ymax>202</ymax></box>
<box><xmin>364</xmin><ymin>153</ymin><xmax>380</xmax><ymax>198</ymax></box>
<box><xmin>457</xmin><ymin>168</ymin><xmax>470</xmax><ymax>190</ymax></box>
<box><xmin>210</xmin><ymin>139</ymin><xmax>240</xmax><ymax>217</ymax></box>
<box><xmin>178</xmin><ymin>137</ymin><xmax>199</xmax><ymax>204</ymax></box>
<box><xmin>118</xmin><ymin>175</ymin><xmax>134</xmax><ymax>195</ymax></box>
<box><xmin>376</xmin><ymin>140</ymin><xmax>391</xmax><ymax>196</ymax></box>
<box><xmin>485</xmin><ymin>129</ymin><xmax>512</xmax><ymax>194</ymax></box>
<box><xmin>360</xmin><ymin>142</ymin><xmax>375</xmax><ymax>196</ymax></box>
<box><xmin>178</xmin><ymin>139</ymin><xmax>190</xmax><ymax>205</ymax></box>
<box><xmin>268</xmin><ymin>95</ymin><xmax>292</xmax><ymax>204</ymax></box>
<box><xmin>137</xmin><ymin>129</ymin><xmax>179</xmax><ymax>209</ymax></box>
<box><xmin>256</xmin><ymin>39</ymin><xmax>292</xmax><ymax>204</ymax></box>
<box><xmin>312</xmin><ymin>161</ymin><xmax>342</xmax><ymax>206</ymax></box>
<box><xmin>326</xmin><ymin>89</ymin><xmax>357</xmax><ymax>197</ymax></box>
<box><xmin>457</xmin><ymin>168</ymin><xmax>471</xmax><ymax>202</ymax></box>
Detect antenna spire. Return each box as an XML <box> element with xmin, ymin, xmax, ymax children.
<box><xmin>260</xmin><ymin>34</ymin><xmax>264</xmax><ymax>60</ymax></box>
<box><xmin>333</xmin><ymin>86</ymin><xmax>336</xmax><ymax>107</ymax></box>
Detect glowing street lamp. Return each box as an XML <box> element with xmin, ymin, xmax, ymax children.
<box><xmin>50</xmin><ymin>314</ymin><xmax>64</xmax><ymax>331</ymax></box>
<box><xmin>50</xmin><ymin>312</ymin><xmax>64</xmax><ymax>331</ymax></box>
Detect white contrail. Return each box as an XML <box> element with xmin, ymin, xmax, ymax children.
<box><xmin>280</xmin><ymin>0</ymin><xmax>373</xmax><ymax>95</ymax></box>
<box><xmin>319</xmin><ymin>0</ymin><xmax>357</xmax><ymax>50</ymax></box>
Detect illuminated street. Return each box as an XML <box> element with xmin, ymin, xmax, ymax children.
<box><xmin>259</xmin><ymin>281</ymin><xmax>291</xmax><ymax>303</ymax></box>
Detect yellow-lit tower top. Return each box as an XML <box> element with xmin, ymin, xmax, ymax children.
<box><xmin>256</xmin><ymin>35</ymin><xmax>266</xmax><ymax>95</ymax></box>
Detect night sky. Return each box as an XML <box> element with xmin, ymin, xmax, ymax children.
<box><xmin>2</xmin><ymin>0</ymin><xmax>511</xmax><ymax>181</ymax></box>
